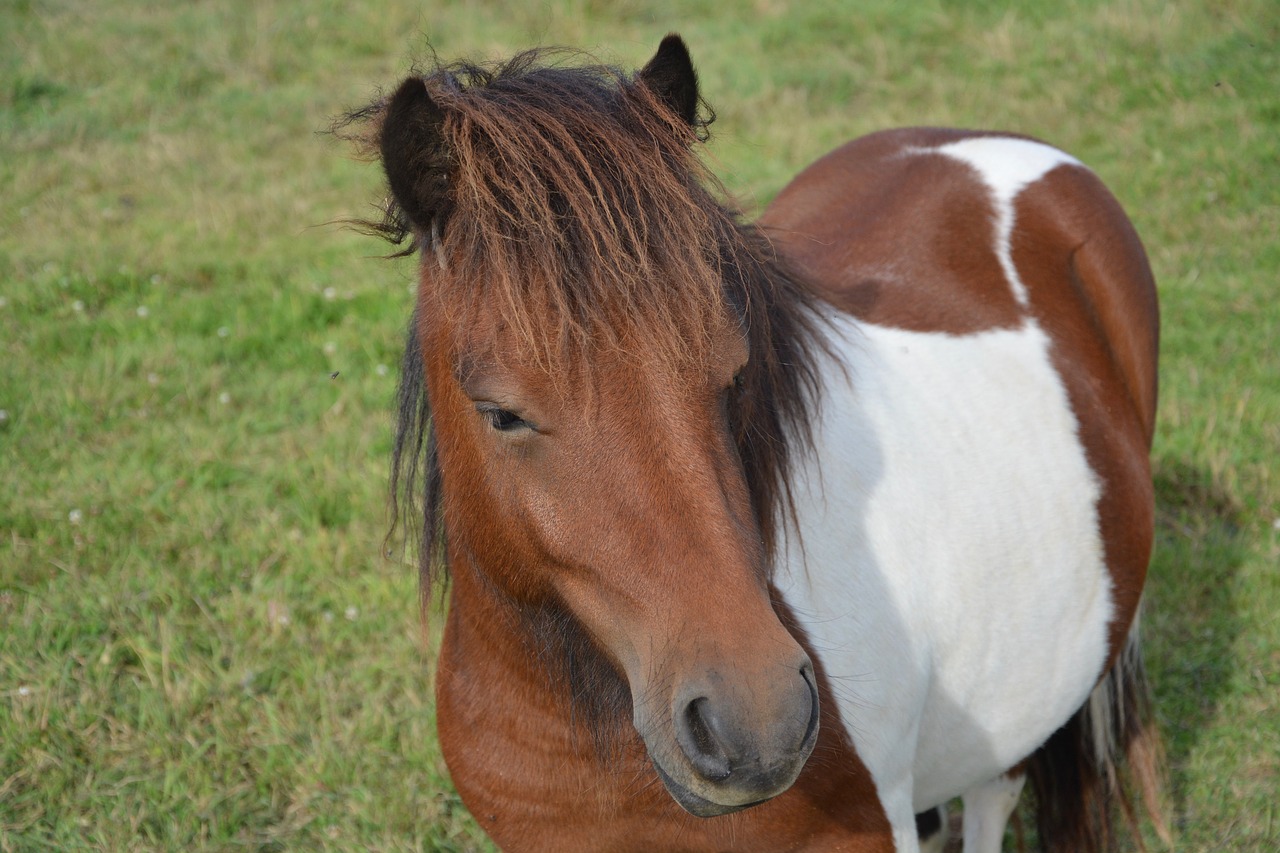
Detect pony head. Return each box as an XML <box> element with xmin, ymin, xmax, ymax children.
<box><xmin>361</xmin><ymin>35</ymin><xmax>824</xmax><ymax>816</ymax></box>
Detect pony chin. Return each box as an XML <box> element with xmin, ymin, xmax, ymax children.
<box><xmin>649</xmin><ymin>758</ymin><xmax>767</xmax><ymax>817</ymax></box>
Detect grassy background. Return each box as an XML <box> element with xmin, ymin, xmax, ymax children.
<box><xmin>2</xmin><ymin>0</ymin><xmax>1276</xmax><ymax>850</ymax></box>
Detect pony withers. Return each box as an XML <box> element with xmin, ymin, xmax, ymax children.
<box><xmin>343</xmin><ymin>36</ymin><xmax>1165</xmax><ymax>852</ymax></box>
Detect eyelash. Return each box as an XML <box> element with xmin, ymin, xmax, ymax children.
<box><xmin>476</xmin><ymin>403</ymin><xmax>528</xmax><ymax>432</ymax></box>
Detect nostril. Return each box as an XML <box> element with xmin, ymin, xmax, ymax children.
<box><xmin>799</xmin><ymin>662</ymin><xmax>820</xmax><ymax>749</ymax></box>
<box><xmin>680</xmin><ymin>697</ymin><xmax>732</xmax><ymax>781</ymax></box>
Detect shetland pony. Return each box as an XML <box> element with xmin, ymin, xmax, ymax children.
<box><xmin>344</xmin><ymin>35</ymin><xmax>1164</xmax><ymax>852</ymax></box>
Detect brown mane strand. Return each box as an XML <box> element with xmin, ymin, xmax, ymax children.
<box><xmin>341</xmin><ymin>48</ymin><xmax>827</xmax><ymax>611</ymax></box>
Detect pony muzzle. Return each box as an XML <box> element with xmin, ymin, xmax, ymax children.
<box><xmin>645</xmin><ymin>661</ymin><xmax>820</xmax><ymax>816</ymax></box>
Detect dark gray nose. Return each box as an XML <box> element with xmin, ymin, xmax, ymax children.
<box><xmin>672</xmin><ymin>660</ymin><xmax>820</xmax><ymax>795</ymax></box>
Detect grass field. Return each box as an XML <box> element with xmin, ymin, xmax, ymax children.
<box><xmin>2</xmin><ymin>0</ymin><xmax>1277</xmax><ymax>850</ymax></box>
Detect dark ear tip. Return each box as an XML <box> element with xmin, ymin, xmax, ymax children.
<box><xmin>386</xmin><ymin>76</ymin><xmax>430</xmax><ymax>115</ymax></box>
<box><xmin>640</xmin><ymin>33</ymin><xmax>699</xmax><ymax>128</ymax></box>
<box><xmin>657</xmin><ymin>33</ymin><xmax>689</xmax><ymax>55</ymax></box>
<box><xmin>381</xmin><ymin>76</ymin><xmax>442</xmax><ymax>157</ymax></box>
<box><xmin>380</xmin><ymin>75</ymin><xmax>446</xmax><ymax>229</ymax></box>
<box><xmin>654</xmin><ymin>34</ymin><xmax>694</xmax><ymax>75</ymax></box>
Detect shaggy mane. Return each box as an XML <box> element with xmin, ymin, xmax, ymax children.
<box><xmin>338</xmin><ymin>48</ymin><xmax>826</xmax><ymax>613</ymax></box>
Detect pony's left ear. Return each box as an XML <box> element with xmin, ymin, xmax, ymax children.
<box><xmin>638</xmin><ymin>34</ymin><xmax>699</xmax><ymax>126</ymax></box>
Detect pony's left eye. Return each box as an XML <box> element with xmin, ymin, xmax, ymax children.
<box><xmin>477</xmin><ymin>403</ymin><xmax>529</xmax><ymax>432</ymax></box>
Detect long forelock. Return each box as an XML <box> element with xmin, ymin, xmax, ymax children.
<box><xmin>364</xmin><ymin>49</ymin><xmax>828</xmax><ymax>618</ymax></box>
<box><xmin>423</xmin><ymin>56</ymin><xmax>737</xmax><ymax>372</ymax></box>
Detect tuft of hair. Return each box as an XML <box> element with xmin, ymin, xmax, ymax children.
<box><xmin>341</xmin><ymin>48</ymin><xmax>731</xmax><ymax>372</ymax></box>
<box><xmin>339</xmin><ymin>47</ymin><xmax>827</xmax><ymax>606</ymax></box>
<box><xmin>1026</xmin><ymin>619</ymin><xmax>1170</xmax><ymax>852</ymax></box>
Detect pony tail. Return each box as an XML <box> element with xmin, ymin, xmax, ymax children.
<box><xmin>1026</xmin><ymin>618</ymin><xmax>1170</xmax><ymax>852</ymax></box>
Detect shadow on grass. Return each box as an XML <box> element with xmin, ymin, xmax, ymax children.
<box><xmin>1146</xmin><ymin>455</ymin><xmax>1247</xmax><ymax>838</ymax></box>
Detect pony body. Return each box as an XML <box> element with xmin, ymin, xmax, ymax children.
<box><xmin>764</xmin><ymin>129</ymin><xmax>1160</xmax><ymax>852</ymax></box>
<box><xmin>350</xmin><ymin>36</ymin><xmax>1162</xmax><ymax>853</ymax></box>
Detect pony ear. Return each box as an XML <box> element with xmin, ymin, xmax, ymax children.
<box><xmin>379</xmin><ymin>76</ymin><xmax>450</xmax><ymax>230</ymax></box>
<box><xmin>638</xmin><ymin>34</ymin><xmax>699</xmax><ymax>126</ymax></box>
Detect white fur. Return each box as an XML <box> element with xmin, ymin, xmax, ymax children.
<box><xmin>930</xmin><ymin>137</ymin><xmax>1081</xmax><ymax>306</ymax></box>
<box><xmin>962</xmin><ymin>774</ymin><xmax>1026</xmax><ymax>853</ymax></box>
<box><xmin>774</xmin><ymin>138</ymin><xmax>1110</xmax><ymax>850</ymax></box>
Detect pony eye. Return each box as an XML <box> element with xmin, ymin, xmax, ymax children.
<box><xmin>477</xmin><ymin>403</ymin><xmax>528</xmax><ymax>432</ymax></box>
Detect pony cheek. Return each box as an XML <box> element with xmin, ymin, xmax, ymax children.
<box><xmin>456</xmin><ymin>462</ymin><xmax>581</xmax><ymax>601</ymax></box>
<box><xmin>431</xmin><ymin>442</ymin><xmax>545</xmax><ymax>600</ymax></box>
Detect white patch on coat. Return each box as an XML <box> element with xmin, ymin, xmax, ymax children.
<box><xmin>775</xmin><ymin>313</ymin><xmax>1114</xmax><ymax>826</ymax></box>
<box><xmin>929</xmin><ymin>137</ymin><xmax>1081</xmax><ymax>307</ymax></box>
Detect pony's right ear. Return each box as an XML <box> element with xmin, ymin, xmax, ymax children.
<box><xmin>379</xmin><ymin>77</ymin><xmax>450</xmax><ymax>231</ymax></box>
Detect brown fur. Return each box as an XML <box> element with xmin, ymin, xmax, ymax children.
<box><xmin>338</xmin><ymin>49</ymin><xmax>827</xmax><ymax>600</ymax></box>
<box><xmin>344</xmin><ymin>43</ymin><xmax>1165</xmax><ymax>853</ymax></box>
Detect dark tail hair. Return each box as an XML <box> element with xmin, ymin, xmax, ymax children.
<box><xmin>1026</xmin><ymin>619</ymin><xmax>1170</xmax><ymax>852</ymax></box>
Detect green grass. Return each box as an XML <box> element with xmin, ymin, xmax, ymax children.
<box><xmin>2</xmin><ymin>0</ymin><xmax>1277</xmax><ymax>850</ymax></box>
